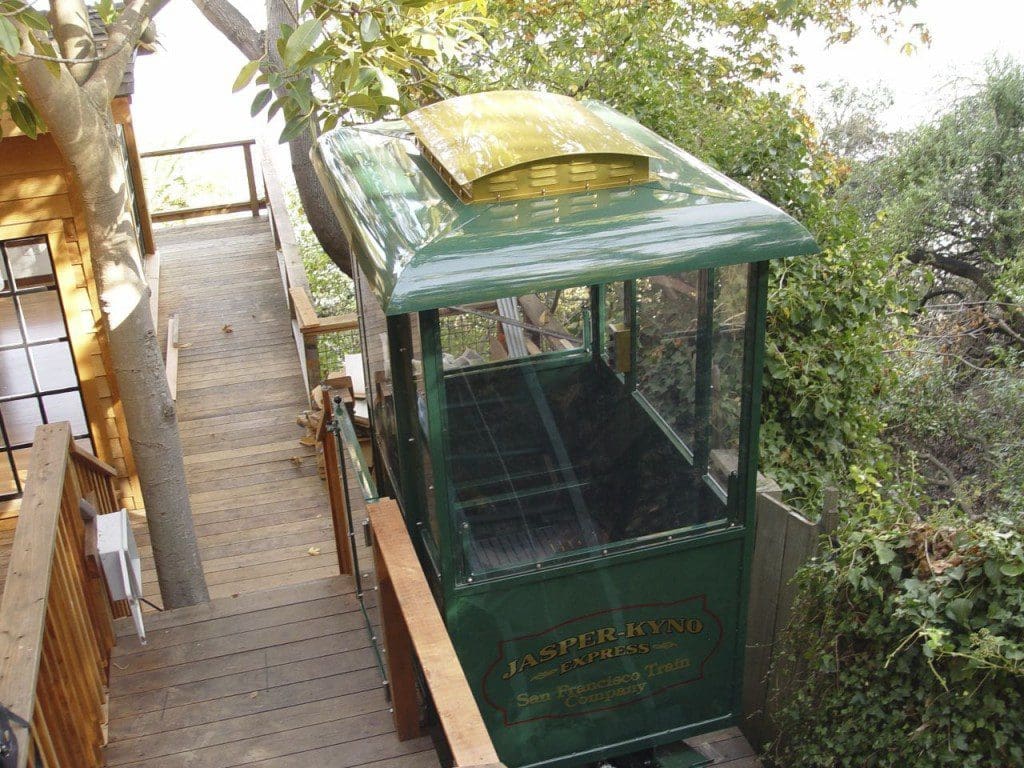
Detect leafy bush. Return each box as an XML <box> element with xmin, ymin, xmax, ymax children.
<box><xmin>286</xmin><ymin>190</ymin><xmax>359</xmax><ymax>374</ymax></box>
<box><xmin>770</xmin><ymin>509</ymin><xmax>1024</xmax><ymax>768</ymax></box>
<box><xmin>882</xmin><ymin>349</ymin><xmax>1024</xmax><ymax>516</ymax></box>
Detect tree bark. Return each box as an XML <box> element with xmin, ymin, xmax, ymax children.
<box><xmin>195</xmin><ymin>0</ymin><xmax>355</xmax><ymax>276</ymax></box>
<box><xmin>16</xmin><ymin>1</ymin><xmax>209</xmax><ymax>607</ymax></box>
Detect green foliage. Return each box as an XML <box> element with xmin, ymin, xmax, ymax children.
<box><xmin>286</xmin><ymin>190</ymin><xmax>359</xmax><ymax>373</ymax></box>
<box><xmin>469</xmin><ymin>1</ymin><xmax>912</xmax><ymax>506</ymax></box>
<box><xmin>239</xmin><ymin>0</ymin><xmax>489</xmax><ymax>140</ymax></box>
<box><xmin>847</xmin><ymin>60</ymin><xmax>1024</xmax><ymax>338</ymax></box>
<box><xmin>771</xmin><ymin>508</ymin><xmax>1024</xmax><ymax>767</ymax></box>
<box><xmin>0</xmin><ymin>0</ymin><xmax>65</xmax><ymax>137</ymax></box>
<box><xmin>882</xmin><ymin>348</ymin><xmax>1024</xmax><ymax>516</ymax></box>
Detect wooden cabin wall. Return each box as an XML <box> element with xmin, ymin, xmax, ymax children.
<box><xmin>0</xmin><ymin>129</ymin><xmax>143</xmax><ymax>516</ymax></box>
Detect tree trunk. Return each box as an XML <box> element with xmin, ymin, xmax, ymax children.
<box><xmin>289</xmin><ymin>132</ymin><xmax>353</xmax><ymax>276</ymax></box>
<box><xmin>21</xmin><ymin>71</ymin><xmax>209</xmax><ymax>608</ymax></box>
<box><xmin>195</xmin><ymin>0</ymin><xmax>354</xmax><ymax>276</ymax></box>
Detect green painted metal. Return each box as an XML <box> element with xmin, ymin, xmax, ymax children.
<box><xmin>692</xmin><ymin>269</ymin><xmax>715</xmax><ymax>475</ymax></box>
<box><xmin>313</xmin><ymin>100</ymin><xmax>818</xmax><ymax>316</ymax></box>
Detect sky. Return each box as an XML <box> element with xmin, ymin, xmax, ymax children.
<box><xmin>129</xmin><ymin>0</ymin><xmax>1024</xmax><ymax>195</ymax></box>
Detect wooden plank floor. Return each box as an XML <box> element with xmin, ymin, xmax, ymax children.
<box><xmin>139</xmin><ymin>215</ymin><xmax>338</xmax><ymax>602</ymax></box>
<box><xmin>105</xmin><ymin>576</ymin><xmax>438</xmax><ymax>768</ymax></box>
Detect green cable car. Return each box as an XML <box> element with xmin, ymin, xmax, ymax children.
<box><xmin>313</xmin><ymin>90</ymin><xmax>818</xmax><ymax>768</ymax></box>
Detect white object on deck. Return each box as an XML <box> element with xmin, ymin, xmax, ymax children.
<box><xmin>96</xmin><ymin>509</ymin><xmax>147</xmax><ymax>645</ymax></box>
<box><xmin>345</xmin><ymin>353</ymin><xmax>366</xmax><ymax>398</ymax></box>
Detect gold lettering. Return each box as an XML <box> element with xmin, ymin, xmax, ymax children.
<box><xmin>625</xmin><ymin>622</ymin><xmax>645</xmax><ymax>638</ymax></box>
<box><xmin>501</xmin><ymin>659</ymin><xmax>518</xmax><ymax>680</ymax></box>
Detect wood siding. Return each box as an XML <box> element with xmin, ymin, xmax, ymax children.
<box><xmin>0</xmin><ymin>127</ymin><xmax>143</xmax><ymax>516</ymax></box>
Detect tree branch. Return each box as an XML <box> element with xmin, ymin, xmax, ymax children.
<box><xmin>191</xmin><ymin>0</ymin><xmax>263</xmax><ymax>61</ymax></box>
<box><xmin>49</xmin><ymin>0</ymin><xmax>96</xmax><ymax>85</ymax></box>
<box><xmin>88</xmin><ymin>0</ymin><xmax>169</xmax><ymax>102</ymax></box>
<box><xmin>906</xmin><ymin>249</ymin><xmax>997</xmax><ymax>297</ymax></box>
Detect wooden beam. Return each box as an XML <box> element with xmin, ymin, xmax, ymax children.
<box><xmin>290</xmin><ymin>286</ymin><xmax>320</xmax><ymax>331</ymax></box>
<box><xmin>150</xmin><ymin>200</ymin><xmax>267</xmax><ymax>223</ymax></box>
<box><xmin>305</xmin><ymin>314</ymin><xmax>358</xmax><ymax>335</ymax></box>
<box><xmin>322</xmin><ymin>425</ymin><xmax>355</xmax><ymax>576</ymax></box>
<box><xmin>369</xmin><ymin>499</ymin><xmax>504</xmax><ymax>767</ymax></box>
<box><xmin>517</xmin><ymin>293</ymin><xmax>576</xmax><ymax>350</ymax></box>
<box><xmin>242</xmin><ymin>143</ymin><xmax>261</xmax><ymax>218</ymax></box>
<box><xmin>139</xmin><ymin>138</ymin><xmax>256</xmax><ymax>159</ymax></box>
<box><xmin>165</xmin><ymin>314</ymin><xmax>179</xmax><ymax>401</ymax></box>
<box><xmin>115</xmin><ymin>101</ymin><xmax>157</xmax><ymax>256</ymax></box>
<box><xmin>144</xmin><ymin>250</ymin><xmax>160</xmax><ymax>323</ymax></box>
<box><xmin>0</xmin><ymin>424</ymin><xmax>72</xmax><ymax>762</ymax></box>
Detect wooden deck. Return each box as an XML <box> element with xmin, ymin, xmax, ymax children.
<box><xmin>105</xmin><ymin>577</ymin><xmax>439</xmax><ymax>768</ymax></box>
<box><xmin>141</xmin><ymin>215</ymin><xmax>338</xmax><ymax>602</ymax></box>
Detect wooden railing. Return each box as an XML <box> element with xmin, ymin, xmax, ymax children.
<box><xmin>140</xmin><ymin>139</ymin><xmax>267</xmax><ymax>222</ymax></box>
<box><xmin>0</xmin><ymin>423</ymin><xmax>121</xmax><ymax>768</ymax></box>
<box><xmin>260</xmin><ymin>145</ymin><xmax>357</xmax><ymax>399</ymax></box>
<box><xmin>368</xmin><ymin>499</ymin><xmax>505</xmax><ymax>768</ymax></box>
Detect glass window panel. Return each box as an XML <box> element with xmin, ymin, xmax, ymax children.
<box><xmin>42</xmin><ymin>392</ymin><xmax>88</xmax><ymax>436</ymax></box>
<box><xmin>21</xmin><ymin>290</ymin><xmax>65</xmax><ymax>342</ymax></box>
<box><xmin>439</xmin><ymin>294</ymin><xmax>586</xmax><ymax>369</ymax></box>
<box><xmin>7</xmin><ymin>238</ymin><xmax>54</xmax><ymax>289</ymax></box>
<box><xmin>0</xmin><ymin>452</ymin><xmax>17</xmax><ymax>496</ymax></box>
<box><xmin>602</xmin><ymin>281</ymin><xmax>626</xmax><ymax>369</ymax></box>
<box><xmin>0</xmin><ymin>298</ymin><xmax>22</xmax><ymax>346</ymax></box>
<box><xmin>0</xmin><ymin>348</ymin><xmax>34</xmax><ymax>397</ymax></box>
<box><xmin>636</xmin><ymin>272</ymin><xmax>700</xmax><ymax>449</ymax></box>
<box><xmin>32</xmin><ymin>342</ymin><xmax>78</xmax><ymax>391</ymax></box>
<box><xmin>1</xmin><ymin>399</ymin><xmax>43</xmax><ymax>446</ymax></box>
<box><xmin>443</xmin><ymin>358</ymin><xmax>726</xmax><ymax>579</ymax></box>
<box><xmin>708</xmin><ymin>266</ymin><xmax>748</xmax><ymax>491</ymax></box>
<box><xmin>12</xmin><ymin>446</ymin><xmax>32</xmax><ymax>484</ymax></box>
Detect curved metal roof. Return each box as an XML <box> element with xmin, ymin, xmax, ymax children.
<box><xmin>313</xmin><ymin>93</ymin><xmax>819</xmax><ymax>315</ymax></box>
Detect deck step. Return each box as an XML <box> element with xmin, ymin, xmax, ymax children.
<box><xmin>114</xmin><ymin>575</ymin><xmax>352</xmax><ymax>639</ymax></box>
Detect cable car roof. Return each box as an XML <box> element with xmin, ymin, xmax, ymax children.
<box><xmin>313</xmin><ymin>91</ymin><xmax>819</xmax><ymax>315</ymax></box>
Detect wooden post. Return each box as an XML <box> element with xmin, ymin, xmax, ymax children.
<box><xmin>321</xmin><ymin>404</ymin><xmax>355</xmax><ymax>575</ymax></box>
<box><xmin>369</xmin><ymin>499</ymin><xmax>504</xmax><ymax>767</ymax></box>
<box><xmin>371</xmin><ymin>525</ymin><xmax>421</xmax><ymax>740</ymax></box>
<box><xmin>242</xmin><ymin>142</ymin><xmax>260</xmax><ymax>218</ymax></box>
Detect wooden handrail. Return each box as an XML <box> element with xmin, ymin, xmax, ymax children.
<box><xmin>262</xmin><ymin>147</ymin><xmax>319</xmax><ymax>398</ymax></box>
<box><xmin>0</xmin><ymin>423</ymin><xmax>119</xmax><ymax>768</ymax></box>
<box><xmin>139</xmin><ymin>138</ymin><xmax>256</xmax><ymax>159</ymax></box>
<box><xmin>368</xmin><ymin>499</ymin><xmax>505</xmax><ymax>768</ymax></box>
<box><xmin>290</xmin><ymin>286</ymin><xmax>359</xmax><ymax>337</ymax></box>
<box><xmin>140</xmin><ymin>139</ymin><xmax>266</xmax><ymax>222</ymax></box>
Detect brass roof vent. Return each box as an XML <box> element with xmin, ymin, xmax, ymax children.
<box><xmin>404</xmin><ymin>90</ymin><xmax>660</xmax><ymax>204</ymax></box>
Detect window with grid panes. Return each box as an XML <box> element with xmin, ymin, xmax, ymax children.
<box><xmin>0</xmin><ymin>236</ymin><xmax>94</xmax><ymax>499</ymax></box>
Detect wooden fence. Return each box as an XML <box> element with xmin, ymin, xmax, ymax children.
<box><xmin>0</xmin><ymin>423</ymin><xmax>122</xmax><ymax>768</ymax></box>
<box><xmin>259</xmin><ymin>145</ymin><xmax>357</xmax><ymax>399</ymax></box>
<box><xmin>140</xmin><ymin>139</ymin><xmax>266</xmax><ymax>222</ymax></box>
<box><xmin>742</xmin><ymin>490</ymin><xmax>836</xmax><ymax>749</ymax></box>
